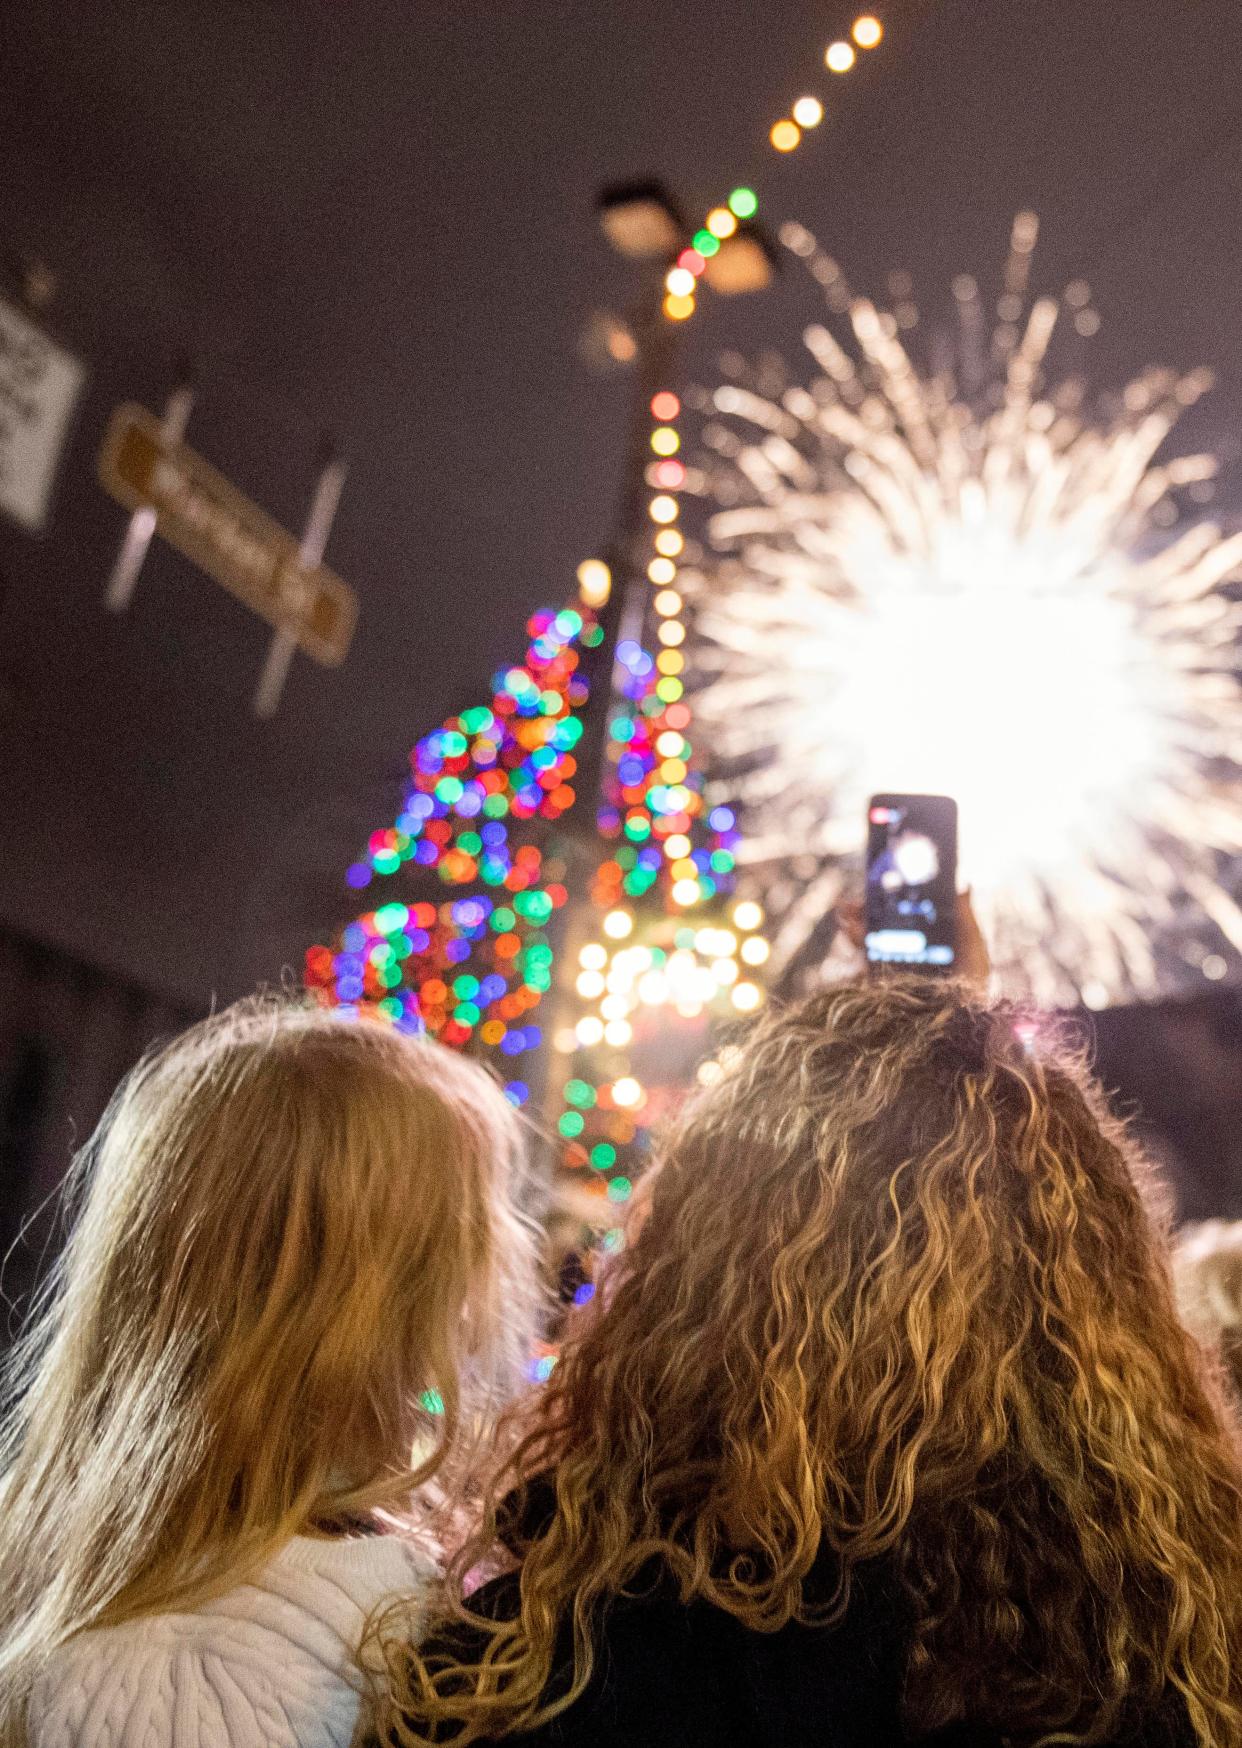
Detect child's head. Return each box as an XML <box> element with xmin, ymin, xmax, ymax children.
<box><xmin>0</xmin><ymin>997</ymin><xmax>539</xmax><ymax>1667</ymax></box>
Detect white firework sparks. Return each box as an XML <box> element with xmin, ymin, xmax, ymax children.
<box><xmin>685</xmin><ymin>214</ymin><xmax>1242</xmax><ymax>1007</ymax></box>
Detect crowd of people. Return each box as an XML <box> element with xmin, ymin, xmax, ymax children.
<box><xmin>1</xmin><ymin>910</ymin><xmax>1241</xmax><ymax>1748</ymax></box>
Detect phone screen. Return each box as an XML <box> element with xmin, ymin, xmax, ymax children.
<box><xmin>864</xmin><ymin>793</ymin><xmax>958</xmax><ymax>971</ymax></box>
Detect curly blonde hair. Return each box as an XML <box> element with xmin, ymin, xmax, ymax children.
<box><xmin>376</xmin><ymin>977</ymin><xmax>1242</xmax><ymax>1747</ymax></box>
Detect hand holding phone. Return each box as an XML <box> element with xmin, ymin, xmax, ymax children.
<box><xmin>840</xmin><ymin>888</ymin><xmax>990</xmax><ymax>988</ymax></box>
<box><xmin>864</xmin><ymin>793</ymin><xmax>958</xmax><ymax>974</ymax></box>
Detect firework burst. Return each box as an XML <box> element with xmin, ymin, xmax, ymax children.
<box><xmin>684</xmin><ymin>214</ymin><xmax>1242</xmax><ymax>1008</ymax></box>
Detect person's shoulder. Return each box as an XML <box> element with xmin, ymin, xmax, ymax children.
<box><xmin>29</xmin><ymin>1609</ymin><xmax>352</xmax><ymax>1748</ymax></box>
<box><xmin>27</xmin><ymin>1537</ymin><xmax>435</xmax><ymax>1748</ymax></box>
<box><xmin>258</xmin><ymin>1532</ymin><xmax>436</xmax><ymax>1629</ymax></box>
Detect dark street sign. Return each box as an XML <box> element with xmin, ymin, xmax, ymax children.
<box><xmin>99</xmin><ymin>402</ymin><xmax>356</xmax><ymax>665</ymax></box>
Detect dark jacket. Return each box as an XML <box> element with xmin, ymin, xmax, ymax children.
<box><xmin>383</xmin><ymin>1481</ymin><xmax>1190</xmax><ymax>1748</ymax></box>
<box><xmin>437</xmin><ymin>1558</ymin><xmax>955</xmax><ymax>1748</ymax></box>
<box><xmin>393</xmin><ymin>1558</ymin><xmax>1190</xmax><ymax>1748</ymax></box>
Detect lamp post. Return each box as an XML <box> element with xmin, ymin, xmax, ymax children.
<box><xmin>537</xmin><ymin>182</ymin><xmax>775</xmax><ymax>1164</ymax></box>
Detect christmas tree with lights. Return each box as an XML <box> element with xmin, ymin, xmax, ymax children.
<box><xmin>305</xmin><ymin>374</ymin><xmax>769</xmax><ymax>1228</ymax></box>
<box><xmin>305</xmin><ymin>604</ymin><xmax>600</xmax><ymax>1107</ymax></box>
<box><xmin>306</xmin><ymin>183</ymin><xmax>795</xmax><ymax>1233</ymax></box>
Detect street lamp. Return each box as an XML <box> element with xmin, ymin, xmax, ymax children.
<box><xmin>596</xmin><ymin>182</ymin><xmax>687</xmax><ymax>260</ymax></box>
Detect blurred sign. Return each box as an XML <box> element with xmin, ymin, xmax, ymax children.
<box><xmin>0</xmin><ymin>294</ymin><xmax>87</xmax><ymax>532</ymax></box>
<box><xmin>98</xmin><ymin>402</ymin><xmax>356</xmax><ymax>666</ymax></box>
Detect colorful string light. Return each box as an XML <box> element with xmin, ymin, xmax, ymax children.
<box><xmin>305</xmin><ymin>385</ymin><xmax>765</xmax><ymax>1214</ymax></box>
<box><xmin>539</xmin><ymin>379</ymin><xmax>769</xmax><ymax>1214</ymax></box>
<box><xmin>307</xmin><ymin>10</ymin><xmax>890</xmax><ymax>1225</ymax></box>
<box><xmin>541</xmin><ymin>15</ymin><xmax>893</xmax><ymax>1204</ymax></box>
<box><xmin>305</xmin><ymin>605</ymin><xmax>602</xmax><ymax>1104</ymax></box>
<box><xmin>665</xmin><ymin>10</ymin><xmax>885</xmax><ymax>328</ymax></box>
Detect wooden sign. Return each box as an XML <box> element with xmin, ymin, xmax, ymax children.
<box><xmin>98</xmin><ymin>401</ymin><xmax>356</xmax><ymax>666</ymax></box>
<box><xmin>0</xmin><ymin>293</ymin><xmax>87</xmax><ymax>533</ymax></box>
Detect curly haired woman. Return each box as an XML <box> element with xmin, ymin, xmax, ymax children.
<box><xmin>372</xmin><ymin>974</ymin><xmax>1242</xmax><ymax>1748</ymax></box>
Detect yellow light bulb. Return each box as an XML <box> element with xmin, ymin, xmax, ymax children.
<box><xmin>656</xmin><ymin>649</ymin><xmax>685</xmax><ymax>674</ymax></box>
<box><xmin>770</xmin><ymin>119</ymin><xmax>801</xmax><ymax>152</ymax></box>
<box><xmin>672</xmin><ymin>857</ymin><xmax>697</xmax><ymax>880</ymax></box>
<box><xmin>792</xmin><ymin>96</ymin><xmax>824</xmax><ymax>128</ymax></box>
<box><xmin>661</xmin><ymin>758</ymin><xmax>688</xmax><ymax>783</ymax></box>
<box><xmin>654</xmin><ymin>527</ymin><xmax>684</xmax><ymax>556</ymax></box>
<box><xmin>852</xmin><ymin>14</ymin><xmax>883</xmax><ymax>48</ymax></box>
<box><xmin>663</xmin><ymin>292</ymin><xmax>695</xmax><ymax>321</ymax></box>
<box><xmin>575</xmin><ymin>557</ymin><xmax>611</xmax><ymax>607</ymax></box>
<box><xmin>825</xmin><ymin>39</ymin><xmax>856</xmax><ymax>71</ymax></box>
<box><xmin>706</xmin><ymin>207</ymin><xmax>738</xmax><ymax>240</ymax></box>
<box><xmin>650</xmin><ymin>426</ymin><xmax>680</xmax><ymax>456</ymax></box>
<box><xmin>649</xmin><ymin>495</ymin><xmax>679</xmax><ymax>524</ymax></box>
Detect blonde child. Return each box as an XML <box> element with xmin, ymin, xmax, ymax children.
<box><xmin>0</xmin><ymin>998</ymin><xmax>539</xmax><ymax>1748</ymax></box>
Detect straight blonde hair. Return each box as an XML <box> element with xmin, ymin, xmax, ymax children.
<box><xmin>0</xmin><ymin>996</ymin><xmax>540</xmax><ymax>1744</ymax></box>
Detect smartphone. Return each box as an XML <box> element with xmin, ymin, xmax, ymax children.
<box><xmin>864</xmin><ymin>793</ymin><xmax>958</xmax><ymax>973</ymax></box>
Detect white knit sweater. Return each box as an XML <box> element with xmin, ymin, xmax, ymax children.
<box><xmin>27</xmin><ymin>1534</ymin><xmax>434</xmax><ymax>1748</ymax></box>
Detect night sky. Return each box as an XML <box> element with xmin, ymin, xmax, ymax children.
<box><xmin>2</xmin><ymin>1</ymin><xmax>1240</xmax><ymax>1203</ymax></box>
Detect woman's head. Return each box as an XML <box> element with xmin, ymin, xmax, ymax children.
<box><xmin>386</xmin><ymin>977</ymin><xmax>1242</xmax><ymax>1747</ymax></box>
<box><xmin>0</xmin><ymin>997</ymin><xmax>539</xmax><ymax>1707</ymax></box>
